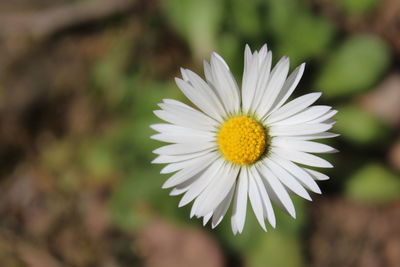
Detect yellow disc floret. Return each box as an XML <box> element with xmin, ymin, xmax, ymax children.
<box><xmin>217</xmin><ymin>116</ymin><xmax>267</xmax><ymax>165</ymax></box>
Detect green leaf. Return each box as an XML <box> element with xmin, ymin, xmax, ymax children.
<box><xmin>248</xmin><ymin>231</ymin><xmax>305</xmax><ymax>267</ymax></box>
<box><xmin>346</xmin><ymin>163</ymin><xmax>400</xmax><ymax>203</ymax></box>
<box><xmin>316</xmin><ymin>34</ymin><xmax>389</xmax><ymax>99</ymax></box>
<box><xmin>162</xmin><ymin>0</ymin><xmax>223</xmax><ymax>60</ymax></box>
<box><xmin>216</xmin><ymin>197</ymin><xmax>306</xmax><ymax>253</ymax></box>
<box><xmin>276</xmin><ymin>13</ymin><xmax>334</xmax><ymax>65</ymax></box>
<box><xmin>335</xmin><ymin>104</ymin><xmax>388</xmax><ymax>145</ymax></box>
<box><xmin>231</xmin><ymin>0</ymin><xmax>262</xmax><ymax>37</ymax></box>
<box><xmin>337</xmin><ymin>0</ymin><xmax>379</xmax><ymax>15</ymax></box>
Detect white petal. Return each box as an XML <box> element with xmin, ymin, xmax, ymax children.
<box><xmin>157</xmin><ymin>102</ymin><xmax>219</xmax><ymax>130</ymax></box>
<box><xmin>162</xmin><ymin>153</ymin><xmax>218</xmax><ymax>188</ymax></box>
<box><xmin>210</xmin><ymin>53</ymin><xmax>240</xmax><ymax>115</ymax></box>
<box><xmin>231</xmin><ymin>167</ymin><xmax>249</xmax><ymax>234</ymax></box>
<box><xmin>182</xmin><ymin>69</ymin><xmax>229</xmax><ymax>114</ymax></box>
<box><xmin>178</xmin><ymin>158</ymin><xmax>225</xmax><ymax>207</ymax></box>
<box><xmin>252</xmin><ymin>51</ymin><xmax>273</xmax><ymax>112</ymax></box>
<box><xmin>243</xmin><ymin>49</ymin><xmax>273</xmax><ymax>114</ymax></box>
<box><xmin>287</xmin><ymin>132</ymin><xmax>340</xmax><ymax>141</ymax></box>
<box><xmin>267</xmin><ymin>63</ymin><xmax>306</xmax><ymax>115</ymax></box>
<box><xmin>163</xmin><ymin>98</ymin><xmax>188</xmax><ymax>107</ymax></box>
<box><xmin>212</xmin><ymin>184</ymin><xmax>235</xmax><ymax>228</ymax></box>
<box><xmin>304</xmin><ymin>168</ymin><xmax>330</xmax><ymax>180</ymax></box>
<box><xmin>307</xmin><ymin>110</ymin><xmax>338</xmax><ymax>124</ymax></box>
<box><xmin>269</xmin><ymin>123</ymin><xmax>333</xmax><ymax>136</ymax></box>
<box><xmin>160</xmin><ymin>153</ymin><xmax>220</xmax><ymax>174</ymax></box>
<box><xmin>203</xmin><ymin>60</ymin><xmax>215</xmax><ymax>85</ymax></box>
<box><xmin>203</xmin><ymin>212</ymin><xmax>213</xmax><ymax>226</ymax></box>
<box><xmin>175</xmin><ymin>77</ymin><xmax>224</xmax><ymax>122</ymax></box>
<box><xmin>170</xmin><ymin>187</ymin><xmax>186</xmax><ymax>196</ymax></box>
<box><xmin>150</xmin><ymin>123</ymin><xmax>214</xmax><ymax>137</ymax></box>
<box><xmin>265</xmin><ymin>92</ymin><xmax>321</xmax><ymax>124</ymax></box>
<box><xmin>231</xmin><ymin>217</ymin><xmax>238</xmax><ymax>235</ymax></box>
<box><xmin>242</xmin><ymin>45</ymin><xmax>260</xmax><ymax>112</ymax></box>
<box><xmin>169</xmin><ymin>172</ymin><xmax>204</xmax><ymax>195</ymax></box>
<box><xmin>151</xmin><ymin>133</ymin><xmax>214</xmax><ymax>144</ymax></box>
<box><xmin>271</xmin><ymin>106</ymin><xmax>331</xmax><ymax>126</ymax></box>
<box><xmin>272</xmin><ymin>138</ymin><xmax>338</xmax><ymax>153</ymax></box>
<box><xmin>269</xmin><ymin>153</ymin><xmax>321</xmax><ymax>194</ymax></box>
<box><xmin>272</xmin><ymin>147</ymin><xmax>333</xmax><ymax>168</ymax></box>
<box><xmin>263</xmin><ymin>158</ymin><xmax>311</xmax><ymax>201</ymax></box>
<box><xmin>153</xmin><ymin>142</ymin><xmax>215</xmax><ymax>156</ymax></box>
<box><xmin>256</xmin><ymin>56</ymin><xmax>290</xmax><ymax>118</ymax></box>
<box><xmin>256</xmin><ymin>163</ymin><xmax>296</xmax><ymax>218</ymax></box>
<box><xmin>193</xmin><ymin>163</ymin><xmax>239</xmax><ymax>217</ymax></box>
<box><xmin>249</xmin><ymin>166</ymin><xmax>276</xmax><ymax>227</ymax></box>
<box><xmin>323</xmin><ymin>118</ymin><xmax>337</xmax><ymax>125</ymax></box>
<box><xmin>151</xmin><ymin>149</ymin><xmax>213</xmax><ymax>164</ymax></box>
<box><xmin>241</xmin><ymin>44</ymin><xmax>253</xmax><ymax>100</ymax></box>
<box><xmin>248</xmin><ymin>167</ymin><xmax>267</xmax><ymax>231</ymax></box>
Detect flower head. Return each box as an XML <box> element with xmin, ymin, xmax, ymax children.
<box><xmin>151</xmin><ymin>44</ymin><xmax>338</xmax><ymax>234</ymax></box>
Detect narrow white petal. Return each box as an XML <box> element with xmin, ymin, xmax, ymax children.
<box><xmin>210</xmin><ymin>53</ymin><xmax>240</xmax><ymax>115</ymax></box>
<box><xmin>287</xmin><ymin>132</ymin><xmax>340</xmax><ymax>141</ymax></box>
<box><xmin>257</xmin><ymin>44</ymin><xmax>269</xmax><ymax>64</ymax></box>
<box><xmin>272</xmin><ymin>147</ymin><xmax>333</xmax><ymax>168</ymax></box>
<box><xmin>249</xmin><ymin>166</ymin><xmax>276</xmax><ymax>228</ymax></box>
<box><xmin>203</xmin><ymin>212</ymin><xmax>213</xmax><ymax>226</ymax></box>
<box><xmin>178</xmin><ymin>158</ymin><xmax>224</xmax><ymax>207</ymax></box>
<box><xmin>151</xmin><ymin>149</ymin><xmax>213</xmax><ymax>164</ymax></box>
<box><xmin>175</xmin><ymin>77</ymin><xmax>224</xmax><ymax>121</ymax></box>
<box><xmin>256</xmin><ymin>57</ymin><xmax>290</xmax><ymax>118</ymax></box>
<box><xmin>248</xmin><ymin>167</ymin><xmax>267</xmax><ymax>231</ymax></box>
<box><xmin>153</xmin><ymin>142</ymin><xmax>215</xmax><ymax>156</ymax></box>
<box><xmin>150</xmin><ymin>123</ymin><xmax>214</xmax><ymax>137</ymax></box>
<box><xmin>265</xmin><ymin>92</ymin><xmax>321</xmax><ymax>124</ymax></box>
<box><xmin>212</xmin><ymin>184</ymin><xmax>235</xmax><ymax>228</ymax></box>
<box><xmin>323</xmin><ymin>118</ymin><xmax>337</xmax><ymax>125</ymax></box>
<box><xmin>272</xmin><ymin>138</ymin><xmax>338</xmax><ymax>153</ymax></box>
<box><xmin>304</xmin><ymin>168</ymin><xmax>330</xmax><ymax>180</ymax></box>
<box><xmin>242</xmin><ymin>46</ymin><xmax>264</xmax><ymax>112</ymax></box>
<box><xmin>271</xmin><ymin>106</ymin><xmax>331</xmax><ymax>126</ymax></box>
<box><xmin>246</xmin><ymin>51</ymin><xmax>273</xmax><ymax>114</ymax></box>
<box><xmin>151</xmin><ymin>133</ymin><xmax>214</xmax><ymax>144</ymax></box>
<box><xmin>193</xmin><ymin>163</ymin><xmax>239</xmax><ymax>217</ymax></box>
<box><xmin>157</xmin><ymin>103</ymin><xmax>219</xmax><ymax>130</ymax></box>
<box><xmin>269</xmin><ymin>123</ymin><xmax>333</xmax><ymax>136</ymax></box>
<box><xmin>307</xmin><ymin>110</ymin><xmax>338</xmax><ymax>124</ymax></box>
<box><xmin>169</xmin><ymin>172</ymin><xmax>204</xmax><ymax>195</ymax></box>
<box><xmin>256</xmin><ymin>163</ymin><xmax>296</xmax><ymax>218</ymax></box>
<box><xmin>162</xmin><ymin>98</ymin><xmax>188</xmax><ymax>107</ymax></box>
<box><xmin>160</xmin><ymin>153</ymin><xmax>220</xmax><ymax>174</ymax></box>
<box><xmin>182</xmin><ymin>69</ymin><xmax>228</xmax><ymax>115</ymax></box>
<box><xmin>170</xmin><ymin>187</ymin><xmax>186</xmax><ymax>196</ymax></box>
<box><xmin>203</xmin><ymin>60</ymin><xmax>214</xmax><ymax>86</ymax></box>
<box><xmin>263</xmin><ymin>158</ymin><xmax>311</xmax><ymax>201</ymax></box>
<box><xmin>231</xmin><ymin>167</ymin><xmax>248</xmax><ymax>234</ymax></box>
<box><xmin>269</xmin><ymin>153</ymin><xmax>321</xmax><ymax>194</ymax></box>
<box><xmin>231</xmin><ymin>217</ymin><xmax>238</xmax><ymax>235</ymax></box>
<box><xmin>162</xmin><ymin>153</ymin><xmax>218</xmax><ymax>188</ymax></box>
<box><xmin>266</xmin><ymin>63</ymin><xmax>305</xmax><ymax>115</ymax></box>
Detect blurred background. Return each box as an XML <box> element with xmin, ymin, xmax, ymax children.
<box><xmin>0</xmin><ymin>0</ymin><xmax>399</xmax><ymax>266</ymax></box>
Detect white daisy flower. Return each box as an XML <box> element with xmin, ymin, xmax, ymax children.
<box><xmin>151</xmin><ymin>44</ymin><xmax>338</xmax><ymax>234</ymax></box>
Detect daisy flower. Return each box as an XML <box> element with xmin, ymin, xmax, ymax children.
<box><xmin>151</xmin><ymin>44</ymin><xmax>338</xmax><ymax>234</ymax></box>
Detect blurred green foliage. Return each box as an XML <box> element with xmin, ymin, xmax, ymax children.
<box><xmin>337</xmin><ymin>0</ymin><xmax>379</xmax><ymax>15</ymax></box>
<box><xmin>346</xmin><ymin>163</ymin><xmax>400</xmax><ymax>203</ymax></box>
<box><xmin>162</xmin><ymin>0</ymin><xmax>223</xmax><ymax>60</ymax></box>
<box><xmin>316</xmin><ymin>34</ymin><xmax>389</xmax><ymax>99</ymax></box>
<box><xmin>81</xmin><ymin>0</ymin><xmax>399</xmax><ymax>266</ymax></box>
<box><xmin>335</xmin><ymin>104</ymin><xmax>389</xmax><ymax>145</ymax></box>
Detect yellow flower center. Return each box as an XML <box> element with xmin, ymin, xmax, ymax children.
<box><xmin>217</xmin><ymin>116</ymin><xmax>267</xmax><ymax>165</ymax></box>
